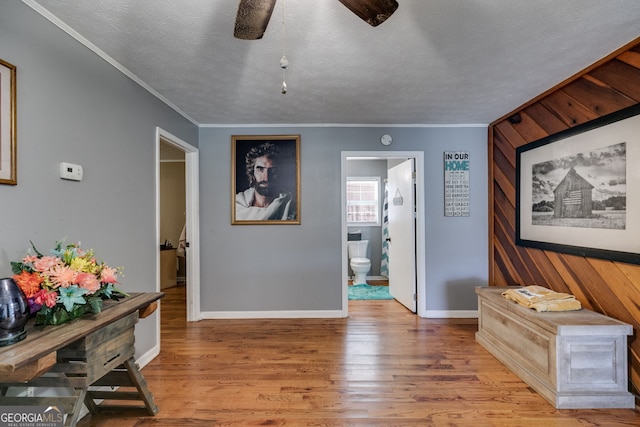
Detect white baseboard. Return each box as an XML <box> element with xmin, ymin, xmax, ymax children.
<box><xmin>201</xmin><ymin>310</ymin><xmax>346</xmax><ymax>319</ymax></box>
<box><xmin>200</xmin><ymin>309</ymin><xmax>477</xmax><ymax>320</ymax></box>
<box><xmin>136</xmin><ymin>343</ymin><xmax>161</xmax><ymax>368</ymax></box>
<box><xmin>423</xmin><ymin>310</ymin><xmax>478</xmax><ymax>319</ymax></box>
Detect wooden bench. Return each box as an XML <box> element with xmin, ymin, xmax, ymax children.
<box><xmin>475</xmin><ymin>286</ymin><xmax>635</xmax><ymax>409</ymax></box>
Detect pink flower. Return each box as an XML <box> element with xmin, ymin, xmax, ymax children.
<box><xmin>33</xmin><ymin>256</ymin><xmax>61</xmax><ymax>272</ymax></box>
<box><xmin>34</xmin><ymin>289</ymin><xmax>58</xmax><ymax>308</ymax></box>
<box><xmin>100</xmin><ymin>266</ymin><xmax>119</xmax><ymax>284</ymax></box>
<box><xmin>22</xmin><ymin>254</ymin><xmax>39</xmax><ymax>264</ymax></box>
<box><xmin>48</xmin><ymin>265</ymin><xmax>78</xmax><ymax>288</ymax></box>
<box><xmin>76</xmin><ymin>272</ymin><xmax>101</xmax><ymax>294</ymax></box>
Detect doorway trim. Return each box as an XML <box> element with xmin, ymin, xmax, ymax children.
<box><xmin>156</xmin><ymin>127</ymin><xmax>201</xmax><ymax>322</ymax></box>
<box><xmin>341</xmin><ymin>151</ymin><xmax>426</xmax><ymax>317</ymax></box>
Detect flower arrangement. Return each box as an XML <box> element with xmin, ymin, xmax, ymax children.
<box><xmin>11</xmin><ymin>240</ymin><xmax>127</xmax><ymax>325</ymax></box>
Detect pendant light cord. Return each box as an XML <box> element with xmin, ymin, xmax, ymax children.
<box><xmin>280</xmin><ymin>0</ymin><xmax>288</xmax><ymax>94</ymax></box>
<box><xmin>282</xmin><ymin>0</ymin><xmax>286</xmax><ymax>57</ymax></box>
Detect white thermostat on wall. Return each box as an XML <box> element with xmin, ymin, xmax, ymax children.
<box><xmin>59</xmin><ymin>162</ymin><xmax>83</xmax><ymax>181</ymax></box>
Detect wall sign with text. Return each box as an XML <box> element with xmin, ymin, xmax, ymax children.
<box><xmin>444</xmin><ymin>151</ymin><xmax>470</xmax><ymax>217</ymax></box>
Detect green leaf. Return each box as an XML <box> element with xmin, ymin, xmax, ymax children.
<box><xmin>29</xmin><ymin>240</ymin><xmax>44</xmax><ymax>257</ymax></box>
<box><xmin>88</xmin><ymin>297</ymin><xmax>103</xmax><ymax>314</ymax></box>
<box><xmin>11</xmin><ymin>261</ymin><xmax>27</xmax><ymax>274</ymax></box>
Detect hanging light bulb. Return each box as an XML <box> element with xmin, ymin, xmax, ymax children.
<box><xmin>280</xmin><ymin>54</ymin><xmax>288</xmax><ymax>94</ymax></box>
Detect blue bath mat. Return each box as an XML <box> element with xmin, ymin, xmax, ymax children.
<box><xmin>348</xmin><ymin>284</ymin><xmax>393</xmax><ymax>300</ymax></box>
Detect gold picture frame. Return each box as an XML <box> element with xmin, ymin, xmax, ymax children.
<box><xmin>231</xmin><ymin>135</ymin><xmax>300</xmax><ymax>225</ymax></box>
<box><xmin>0</xmin><ymin>58</ymin><xmax>16</xmax><ymax>185</ymax></box>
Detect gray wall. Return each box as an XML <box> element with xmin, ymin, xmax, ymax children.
<box><xmin>0</xmin><ymin>2</ymin><xmax>198</xmax><ymax>356</ymax></box>
<box><xmin>199</xmin><ymin>126</ymin><xmax>488</xmax><ymax>314</ymax></box>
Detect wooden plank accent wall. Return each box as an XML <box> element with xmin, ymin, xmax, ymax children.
<box><xmin>488</xmin><ymin>37</ymin><xmax>640</xmax><ymax>398</ymax></box>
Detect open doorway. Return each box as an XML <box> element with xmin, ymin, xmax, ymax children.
<box><xmin>341</xmin><ymin>151</ymin><xmax>426</xmax><ymax>317</ymax></box>
<box><xmin>156</xmin><ymin>128</ymin><xmax>200</xmax><ymax>322</ymax></box>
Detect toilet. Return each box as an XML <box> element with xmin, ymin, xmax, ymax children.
<box><xmin>347</xmin><ymin>240</ymin><xmax>371</xmax><ymax>285</ymax></box>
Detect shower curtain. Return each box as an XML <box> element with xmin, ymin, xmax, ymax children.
<box><xmin>380</xmin><ymin>181</ymin><xmax>389</xmax><ymax>277</ymax></box>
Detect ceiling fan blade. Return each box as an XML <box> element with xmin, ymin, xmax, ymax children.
<box><xmin>337</xmin><ymin>0</ymin><xmax>398</xmax><ymax>27</ymax></box>
<box><xmin>234</xmin><ymin>0</ymin><xmax>277</xmax><ymax>40</ymax></box>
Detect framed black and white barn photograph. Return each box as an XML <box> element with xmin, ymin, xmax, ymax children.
<box><xmin>516</xmin><ymin>104</ymin><xmax>640</xmax><ymax>264</ymax></box>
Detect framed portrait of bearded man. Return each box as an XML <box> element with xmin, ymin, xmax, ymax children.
<box><xmin>231</xmin><ymin>135</ymin><xmax>300</xmax><ymax>225</ymax></box>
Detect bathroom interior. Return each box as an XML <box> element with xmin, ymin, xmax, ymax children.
<box><xmin>346</xmin><ymin>158</ymin><xmax>394</xmax><ymax>288</ymax></box>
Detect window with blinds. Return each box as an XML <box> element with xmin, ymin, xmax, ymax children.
<box><xmin>346</xmin><ymin>177</ymin><xmax>381</xmax><ymax>226</ymax></box>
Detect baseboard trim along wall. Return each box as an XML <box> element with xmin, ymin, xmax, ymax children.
<box><xmin>201</xmin><ymin>310</ymin><xmax>346</xmax><ymax>319</ymax></box>
<box><xmin>424</xmin><ymin>310</ymin><xmax>478</xmax><ymax>319</ymax></box>
<box><xmin>200</xmin><ymin>310</ymin><xmax>479</xmax><ymax>319</ymax></box>
<box><xmin>136</xmin><ymin>344</ymin><xmax>161</xmax><ymax>368</ymax></box>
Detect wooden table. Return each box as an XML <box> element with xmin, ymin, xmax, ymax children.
<box><xmin>0</xmin><ymin>292</ymin><xmax>164</xmax><ymax>426</ymax></box>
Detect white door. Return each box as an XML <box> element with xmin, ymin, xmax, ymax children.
<box><xmin>387</xmin><ymin>159</ymin><xmax>417</xmax><ymax>312</ymax></box>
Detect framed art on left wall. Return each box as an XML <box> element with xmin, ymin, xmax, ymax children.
<box><xmin>0</xmin><ymin>58</ymin><xmax>16</xmax><ymax>185</ymax></box>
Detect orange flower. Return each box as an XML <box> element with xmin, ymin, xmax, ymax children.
<box><xmin>48</xmin><ymin>265</ymin><xmax>77</xmax><ymax>288</ymax></box>
<box><xmin>13</xmin><ymin>271</ymin><xmax>43</xmax><ymax>298</ymax></box>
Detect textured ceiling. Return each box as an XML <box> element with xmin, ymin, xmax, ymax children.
<box><xmin>25</xmin><ymin>0</ymin><xmax>640</xmax><ymax>126</ymax></box>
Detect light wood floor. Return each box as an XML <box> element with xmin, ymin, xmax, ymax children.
<box><xmin>78</xmin><ymin>285</ymin><xmax>640</xmax><ymax>426</ymax></box>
